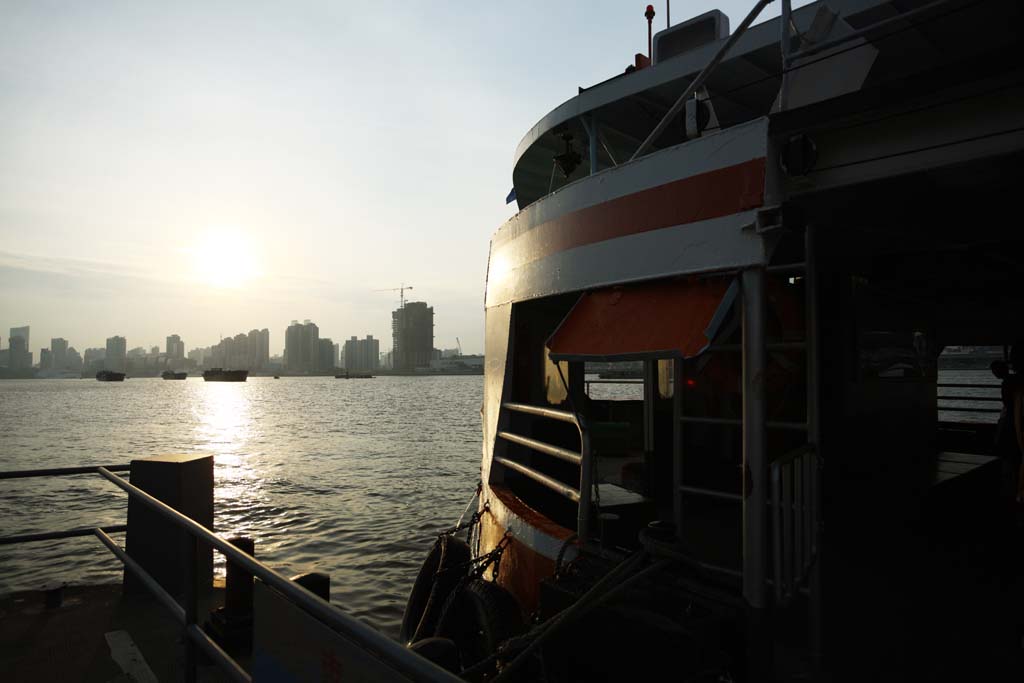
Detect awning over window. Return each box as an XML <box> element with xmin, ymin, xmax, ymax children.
<box><xmin>547</xmin><ymin>278</ymin><xmax>737</xmax><ymax>362</ymax></box>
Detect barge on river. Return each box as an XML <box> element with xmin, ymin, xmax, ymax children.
<box><xmin>417</xmin><ymin>0</ymin><xmax>1024</xmax><ymax>680</ymax></box>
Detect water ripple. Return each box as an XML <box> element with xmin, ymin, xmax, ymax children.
<box><xmin>0</xmin><ymin>376</ymin><xmax>481</xmax><ymax>638</ymax></box>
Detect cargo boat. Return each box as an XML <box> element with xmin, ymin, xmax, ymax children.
<box><xmin>396</xmin><ymin>1</ymin><xmax>1024</xmax><ymax>680</ymax></box>
<box><xmin>161</xmin><ymin>370</ymin><xmax>187</xmax><ymax>380</ymax></box>
<box><xmin>95</xmin><ymin>370</ymin><xmax>126</xmax><ymax>382</ymax></box>
<box><xmin>202</xmin><ymin>368</ymin><xmax>248</xmax><ymax>382</ymax></box>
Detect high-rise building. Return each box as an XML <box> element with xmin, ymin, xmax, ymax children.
<box><xmin>67</xmin><ymin>347</ymin><xmax>83</xmax><ymax>371</ymax></box>
<box><xmin>105</xmin><ymin>336</ymin><xmax>127</xmax><ymax>372</ymax></box>
<box><xmin>392</xmin><ymin>302</ymin><xmax>434</xmax><ymax>371</ymax></box>
<box><xmin>39</xmin><ymin>348</ymin><xmax>52</xmax><ymax>370</ymax></box>
<box><xmin>166</xmin><ymin>335</ymin><xmax>185</xmax><ymax>361</ymax></box>
<box><xmin>7</xmin><ymin>335</ymin><xmax>31</xmax><ymax>370</ymax></box>
<box><xmin>333</xmin><ymin>343</ymin><xmax>340</xmax><ymax>368</ymax></box>
<box><xmin>10</xmin><ymin>326</ymin><xmax>29</xmax><ymax>350</ymax></box>
<box><xmin>8</xmin><ymin>326</ymin><xmax>31</xmax><ymax>370</ymax></box>
<box><xmin>344</xmin><ymin>335</ymin><xmax>380</xmax><ymax>372</ymax></box>
<box><xmin>247</xmin><ymin>329</ymin><xmax>270</xmax><ymax>370</ymax></box>
<box><xmin>51</xmin><ymin>338</ymin><xmax>68</xmax><ymax>369</ymax></box>
<box><xmin>284</xmin><ymin>320</ymin><xmax>319</xmax><ymax>373</ymax></box>
<box><xmin>318</xmin><ymin>338</ymin><xmax>335</xmax><ymax>371</ymax></box>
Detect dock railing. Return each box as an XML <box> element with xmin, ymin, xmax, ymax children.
<box><xmin>0</xmin><ymin>464</ymin><xmax>461</xmax><ymax>683</ymax></box>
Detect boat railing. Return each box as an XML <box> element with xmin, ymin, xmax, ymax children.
<box><xmin>0</xmin><ymin>464</ymin><xmax>461</xmax><ymax>683</ymax></box>
<box><xmin>630</xmin><ymin>0</ymin><xmax>777</xmax><ymax>161</ymax></box>
<box><xmin>937</xmin><ymin>382</ymin><xmax>1002</xmax><ymax>416</ymax></box>
<box><xmin>770</xmin><ymin>444</ymin><xmax>816</xmax><ymax>605</ymax></box>
<box><xmin>498</xmin><ymin>402</ymin><xmax>593</xmax><ymax>541</ymax></box>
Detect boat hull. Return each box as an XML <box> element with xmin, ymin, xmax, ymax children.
<box><xmin>96</xmin><ymin>371</ymin><xmax>125</xmax><ymax>382</ymax></box>
<box><xmin>478</xmin><ymin>483</ymin><xmax>575</xmax><ymax>613</ymax></box>
<box><xmin>202</xmin><ymin>369</ymin><xmax>248</xmax><ymax>382</ymax></box>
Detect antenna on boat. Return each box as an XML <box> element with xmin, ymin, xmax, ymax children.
<box><xmin>666</xmin><ymin>1</ymin><xmax>670</xmax><ymax>28</ymax></box>
<box><xmin>645</xmin><ymin>5</ymin><xmax>656</xmax><ymax>61</ymax></box>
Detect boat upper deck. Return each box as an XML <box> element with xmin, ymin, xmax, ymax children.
<box><xmin>509</xmin><ymin>0</ymin><xmax>1023</xmax><ymax>210</ymax></box>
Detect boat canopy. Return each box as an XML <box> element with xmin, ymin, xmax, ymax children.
<box><xmin>546</xmin><ymin>277</ymin><xmax>737</xmax><ymax>362</ymax></box>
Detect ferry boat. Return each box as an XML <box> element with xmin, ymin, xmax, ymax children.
<box><xmin>161</xmin><ymin>370</ymin><xmax>187</xmax><ymax>380</ymax></box>
<box><xmin>202</xmin><ymin>368</ymin><xmax>248</xmax><ymax>382</ymax></box>
<box><xmin>399</xmin><ymin>1</ymin><xmax>1024</xmax><ymax>680</ymax></box>
<box><xmin>95</xmin><ymin>370</ymin><xmax>126</xmax><ymax>382</ymax></box>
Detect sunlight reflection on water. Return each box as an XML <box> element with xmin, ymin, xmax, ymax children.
<box><xmin>0</xmin><ymin>376</ymin><xmax>481</xmax><ymax>637</ymax></box>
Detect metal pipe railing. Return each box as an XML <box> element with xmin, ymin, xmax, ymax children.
<box><xmin>95</xmin><ymin>467</ymin><xmax>461</xmax><ymax>683</ymax></box>
<box><xmin>679</xmin><ymin>484</ymin><xmax>742</xmax><ymax>502</ymax></box>
<box><xmin>94</xmin><ymin>527</ymin><xmax>186</xmax><ymax>624</ymax></box>
<box><xmin>937</xmin><ymin>395</ymin><xmax>1001</xmax><ymax>401</ymax></box>
<box><xmin>1</xmin><ymin>524</ymin><xmax>127</xmax><ymax>546</ymax></box>
<box><xmin>497</xmin><ymin>431</ymin><xmax>582</xmax><ymax>465</ymax></box>
<box><xmin>493</xmin><ymin>456</ymin><xmax>581</xmax><ymax>503</ymax></box>
<box><xmin>0</xmin><ymin>464</ymin><xmax>130</xmax><ymax>479</ymax></box>
<box><xmin>502</xmin><ymin>402</ymin><xmax>578</xmax><ymax>424</ymax></box>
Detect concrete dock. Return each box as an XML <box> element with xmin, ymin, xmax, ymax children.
<box><xmin>0</xmin><ymin>583</ymin><xmax>237</xmax><ymax>682</ymax></box>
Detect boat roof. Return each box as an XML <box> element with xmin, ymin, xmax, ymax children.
<box><xmin>510</xmin><ymin>0</ymin><xmax>1013</xmax><ymax>208</ymax></box>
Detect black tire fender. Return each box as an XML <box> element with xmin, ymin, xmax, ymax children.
<box><xmin>435</xmin><ymin>578</ymin><xmax>524</xmax><ymax>670</ymax></box>
<box><xmin>400</xmin><ymin>535</ymin><xmax>471</xmax><ymax>644</ymax></box>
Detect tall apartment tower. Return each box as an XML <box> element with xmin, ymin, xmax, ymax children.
<box><xmin>105</xmin><ymin>336</ymin><xmax>127</xmax><ymax>372</ymax></box>
<box><xmin>284</xmin><ymin>320</ymin><xmax>319</xmax><ymax>373</ymax></box>
<box><xmin>166</xmin><ymin>334</ymin><xmax>186</xmax><ymax>361</ymax></box>
<box><xmin>318</xmin><ymin>338</ymin><xmax>335</xmax><ymax>371</ymax></box>
<box><xmin>50</xmin><ymin>337</ymin><xmax>68</xmax><ymax>369</ymax></box>
<box><xmin>8</xmin><ymin>326</ymin><xmax>31</xmax><ymax>370</ymax></box>
<box><xmin>392</xmin><ymin>302</ymin><xmax>434</xmax><ymax>371</ymax></box>
<box><xmin>247</xmin><ymin>329</ymin><xmax>270</xmax><ymax>370</ymax></box>
<box><xmin>344</xmin><ymin>335</ymin><xmax>380</xmax><ymax>372</ymax></box>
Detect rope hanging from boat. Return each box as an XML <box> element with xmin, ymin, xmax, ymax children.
<box><xmin>458</xmin><ymin>550</ymin><xmax>673</xmax><ymax>681</ymax></box>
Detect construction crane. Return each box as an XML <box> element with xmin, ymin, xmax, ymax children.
<box><xmin>374</xmin><ymin>284</ymin><xmax>413</xmax><ymax>309</ymax></box>
<box><xmin>456</xmin><ymin>337</ymin><xmax>463</xmax><ymax>356</ymax></box>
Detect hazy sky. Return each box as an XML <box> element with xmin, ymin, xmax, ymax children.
<box><xmin>1</xmin><ymin>0</ymin><xmax>808</xmax><ymax>357</ymax></box>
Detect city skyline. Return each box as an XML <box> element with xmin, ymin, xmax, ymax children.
<box><xmin>0</xmin><ymin>1</ymin><xmax>801</xmax><ymax>367</ymax></box>
<box><xmin>2</xmin><ymin>297</ymin><xmax>477</xmax><ymax>372</ymax></box>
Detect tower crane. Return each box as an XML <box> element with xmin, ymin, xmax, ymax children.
<box><xmin>374</xmin><ymin>284</ymin><xmax>413</xmax><ymax>309</ymax></box>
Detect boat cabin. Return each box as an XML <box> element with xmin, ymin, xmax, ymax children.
<box><xmin>480</xmin><ymin>0</ymin><xmax>1024</xmax><ymax>679</ymax></box>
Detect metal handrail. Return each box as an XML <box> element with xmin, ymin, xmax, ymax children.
<box><xmin>497</xmin><ymin>431</ymin><xmax>582</xmax><ymax>465</ymax></box>
<box><xmin>498</xmin><ymin>400</ymin><xmax>593</xmax><ymax>540</ymax></box>
<box><xmin>95</xmin><ymin>467</ymin><xmax>461</xmax><ymax>683</ymax></box>
<box><xmin>502</xmin><ymin>402</ymin><xmax>578</xmax><ymax>424</ymax></box>
<box><xmin>937</xmin><ymin>395</ymin><xmax>1001</xmax><ymax>401</ymax></box>
<box><xmin>493</xmin><ymin>456</ymin><xmax>581</xmax><ymax>503</ymax></box>
<box><xmin>0</xmin><ymin>464</ymin><xmax>130</xmax><ymax>479</ymax></box>
<box><xmin>0</xmin><ymin>524</ymin><xmax>126</xmax><ymax>546</ymax></box>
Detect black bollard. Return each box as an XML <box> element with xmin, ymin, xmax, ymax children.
<box><xmin>225</xmin><ymin>537</ymin><xmax>255</xmax><ymax>617</ymax></box>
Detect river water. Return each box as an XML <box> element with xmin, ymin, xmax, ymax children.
<box><xmin>0</xmin><ymin>369</ymin><xmax>999</xmax><ymax>638</ymax></box>
<box><xmin>0</xmin><ymin>376</ymin><xmax>482</xmax><ymax>637</ymax></box>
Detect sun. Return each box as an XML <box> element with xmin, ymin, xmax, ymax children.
<box><xmin>191</xmin><ymin>229</ymin><xmax>261</xmax><ymax>289</ymax></box>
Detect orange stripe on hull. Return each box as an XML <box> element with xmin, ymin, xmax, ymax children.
<box><xmin>492</xmin><ymin>157</ymin><xmax>766</xmax><ymax>262</ymax></box>
<box><xmin>480</xmin><ymin>513</ymin><xmax>556</xmax><ymax>615</ymax></box>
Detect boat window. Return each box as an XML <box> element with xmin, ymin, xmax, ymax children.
<box><xmin>544</xmin><ymin>346</ymin><xmax>568</xmax><ymax>405</ymax></box>
<box><xmin>584</xmin><ymin>361</ymin><xmax>643</xmax><ymax>401</ymax></box>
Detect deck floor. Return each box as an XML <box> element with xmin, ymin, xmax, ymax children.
<box><xmin>0</xmin><ymin>584</ymin><xmax>237</xmax><ymax>683</ymax></box>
